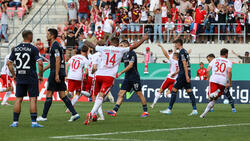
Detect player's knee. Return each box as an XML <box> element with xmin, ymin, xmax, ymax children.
<box><xmin>118</xmin><ymin>91</ymin><xmax>126</xmax><ymax>97</ymax></box>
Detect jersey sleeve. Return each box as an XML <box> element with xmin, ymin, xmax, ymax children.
<box><xmin>96</xmin><ymin>46</ymin><xmax>105</xmax><ymax>53</ymax></box>
<box><xmin>180</xmin><ymin>50</ymin><xmax>186</xmax><ymax>61</ymax></box>
<box><xmin>208</xmin><ymin>59</ymin><xmax>214</xmax><ymax>67</ymax></box>
<box><xmin>92</xmin><ymin>53</ymin><xmax>99</xmax><ymax>65</ymax></box>
<box><xmin>228</xmin><ymin>61</ymin><xmax>232</xmax><ymax>68</ymax></box>
<box><xmin>53</xmin><ymin>43</ymin><xmax>61</xmax><ymax>57</ymax></box>
<box><xmin>34</xmin><ymin>46</ymin><xmax>42</xmax><ymax>61</ymax></box>
<box><xmin>8</xmin><ymin>49</ymin><xmax>16</xmax><ymax>62</ymax></box>
<box><xmin>129</xmin><ymin>52</ymin><xmax>136</xmax><ymax>63</ymax></box>
<box><xmin>120</xmin><ymin>47</ymin><xmax>130</xmax><ymax>54</ymax></box>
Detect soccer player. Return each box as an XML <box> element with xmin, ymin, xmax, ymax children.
<box><xmin>105</xmin><ymin>40</ymin><xmax>149</xmax><ymax>117</ymax></box>
<box><xmin>151</xmin><ymin>44</ymin><xmax>179</xmax><ymax>108</ymax></box>
<box><xmin>84</xmin><ymin>35</ymin><xmax>148</xmax><ymax>125</ymax></box>
<box><xmin>0</xmin><ymin>51</ymin><xmax>14</xmax><ymax>106</ymax></box>
<box><xmin>37</xmin><ymin>28</ymin><xmax>80</xmax><ymax>122</ymax></box>
<box><xmin>206</xmin><ymin>53</ymin><xmax>236</xmax><ymax>113</ymax></box>
<box><xmin>200</xmin><ymin>49</ymin><xmax>232</xmax><ymax>118</ymax></box>
<box><xmin>65</xmin><ymin>46</ymin><xmax>89</xmax><ymax>113</ymax></box>
<box><xmin>8</xmin><ymin>30</ymin><xmax>43</xmax><ymax>127</ymax></box>
<box><xmin>160</xmin><ymin>39</ymin><xmax>198</xmax><ymax>115</ymax></box>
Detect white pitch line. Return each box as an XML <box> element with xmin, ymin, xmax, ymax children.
<box><xmin>70</xmin><ymin>137</ymin><xmax>163</xmax><ymax>141</ymax></box>
<box><xmin>50</xmin><ymin>123</ymin><xmax>250</xmax><ymax>139</ymax></box>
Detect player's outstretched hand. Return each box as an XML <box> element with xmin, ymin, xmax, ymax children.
<box><xmin>55</xmin><ymin>75</ymin><xmax>61</xmax><ymax>83</ymax></box>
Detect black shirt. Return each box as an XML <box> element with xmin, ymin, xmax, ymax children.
<box><xmin>49</xmin><ymin>41</ymin><xmax>66</xmax><ymax>77</ymax></box>
<box><xmin>227</xmin><ymin>11</ymin><xmax>235</xmax><ymax>23</ymax></box>
<box><xmin>66</xmin><ymin>35</ymin><xmax>76</xmax><ymax>49</ymax></box>
<box><xmin>122</xmin><ymin>51</ymin><xmax>140</xmax><ymax>80</ymax></box>
<box><xmin>178</xmin><ymin>48</ymin><xmax>191</xmax><ymax>76</ymax></box>
<box><xmin>9</xmin><ymin>43</ymin><xmax>41</xmax><ymax>84</ymax></box>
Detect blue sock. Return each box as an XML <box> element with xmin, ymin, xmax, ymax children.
<box><xmin>30</xmin><ymin>113</ymin><xmax>37</xmax><ymax>122</ymax></box>
<box><xmin>142</xmin><ymin>104</ymin><xmax>148</xmax><ymax>112</ymax></box>
<box><xmin>168</xmin><ymin>91</ymin><xmax>177</xmax><ymax>110</ymax></box>
<box><xmin>113</xmin><ymin>104</ymin><xmax>120</xmax><ymax>112</ymax></box>
<box><xmin>225</xmin><ymin>88</ymin><xmax>235</xmax><ymax>108</ymax></box>
<box><xmin>42</xmin><ymin>97</ymin><xmax>52</xmax><ymax>118</ymax></box>
<box><xmin>188</xmin><ymin>92</ymin><xmax>197</xmax><ymax>110</ymax></box>
<box><xmin>13</xmin><ymin>112</ymin><xmax>20</xmax><ymax>122</ymax></box>
<box><xmin>62</xmin><ymin>96</ymin><xmax>77</xmax><ymax>116</ymax></box>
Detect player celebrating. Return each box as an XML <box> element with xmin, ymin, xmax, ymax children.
<box><xmin>151</xmin><ymin>44</ymin><xmax>179</xmax><ymax>108</ymax></box>
<box><xmin>37</xmin><ymin>28</ymin><xmax>80</xmax><ymax>122</ymax></box>
<box><xmin>0</xmin><ymin>51</ymin><xmax>14</xmax><ymax>106</ymax></box>
<box><xmin>160</xmin><ymin>39</ymin><xmax>197</xmax><ymax>115</ymax></box>
<box><xmin>200</xmin><ymin>49</ymin><xmax>232</xmax><ymax>118</ymax></box>
<box><xmin>65</xmin><ymin>46</ymin><xmax>89</xmax><ymax>112</ymax></box>
<box><xmin>206</xmin><ymin>53</ymin><xmax>236</xmax><ymax>113</ymax></box>
<box><xmin>8</xmin><ymin>30</ymin><xmax>44</xmax><ymax>127</ymax></box>
<box><xmin>105</xmin><ymin>40</ymin><xmax>149</xmax><ymax>118</ymax></box>
<box><xmin>84</xmin><ymin>35</ymin><xmax>148</xmax><ymax>125</ymax></box>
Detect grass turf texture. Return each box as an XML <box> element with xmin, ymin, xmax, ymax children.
<box><xmin>1</xmin><ymin>101</ymin><xmax>250</xmax><ymax>141</ymax></box>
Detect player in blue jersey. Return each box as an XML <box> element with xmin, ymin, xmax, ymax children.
<box><xmin>160</xmin><ymin>39</ymin><xmax>198</xmax><ymax>115</ymax></box>
<box><xmin>37</xmin><ymin>28</ymin><xmax>80</xmax><ymax>122</ymax></box>
<box><xmin>8</xmin><ymin>30</ymin><xmax>44</xmax><ymax>127</ymax></box>
<box><xmin>105</xmin><ymin>40</ymin><xmax>149</xmax><ymax>117</ymax></box>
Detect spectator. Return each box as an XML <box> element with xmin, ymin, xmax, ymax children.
<box><xmin>78</xmin><ymin>0</ymin><xmax>90</xmax><ymax>21</ymax></box>
<box><xmin>0</xmin><ymin>4</ymin><xmax>8</xmax><ymax>43</ymax></box>
<box><xmin>117</xmin><ymin>0</ymin><xmax>128</xmax><ymax>9</ymax></box>
<box><xmin>86</xmin><ymin>31</ymin><xmax>97</xmax><ymax>43</ymax></box>
<box><xmin>103</xmin><ymin>14</ymin><xmax>115</xmax><ymax>41</ymax></box>
<box><xmin>183</xmin><ymin>11</ymin><xmax>193</xmax><ymax>43</ymax></box>
<box><xmin>100</xmin><ymin>2</ymin><xmax>111</xmax><ymax>20</ymax></box>
<box><xmin>174</xmin><ymin>14</ymin><xmax>183</xmax><ymax>40</ymax></box>
<box><xmin>110</xmin><ymin>0</ymin><xmax>118</xmax><ymax>20</ymax></box>
<box><xmin>9</xmin><ymin>0</ymin><xmax>21</xmax><ymax>8</ymax></box>
<box><xmin>94</xmin><ymin>16</ymin><xmax>103</xmax><ymax>32</ymax></box>
<box><xmin>140</xmin><ymin>6</ymin><xmax>148</xmax><ymax>23</ymax></box>
<box><xmin>193</xmin><ymin>4</ymin><xmax>206</xmax><ymax>43</ymax></box>
<box><xmin>170</xmin><ymin>3</ymin><xmax>178</xmax><ymax>22</ymax></box>
<box><xmin>35</xmin><ymin>38</ymin><xmax>45</xmax><ymax>57</ymax></box>
<box><xmin>205</xmin><ymin>6</ymin><xmax>215</xmax><ymax>44</ymax></box>
<box><xmin>95</xmin><ymin>26</ymin><xmax>105</xmax><ymax>41</ymax></box>
<box><xmin>153</xmin><ymin>8</ymin><xmax>163</xmax><ymax>43</ymax></box>
<box><xmin>130</xmin><ymin>3</ymin><xmax>141</xmax><ymax>42</ymax></box>
<box><xmin>134</xmin><ymin>0</ymin><xmax>143</xmax><ymax>6</ymax></box>
<box><xmin>144</xmin><ymin>15</ymin><xmax>153</xmax><ymax>44</ymax></box>
<box><xmin>65</xmin><ymin>30</ymin><xmax>77</xmax><ymax>61</ymax></box>
<box><xmin>234</xmin><ymin>0</ymin><xmax>242</xmax><ymax>13</ymax></box>
<box><xmin>22</xmin><ymin>0</ymin><xmax>29</xmax><ymax>14</ymax></box>
<box><xmin>164</xmin><ymin>17</ymin><xmax>175</xmax><ymax>42</ymax></box>
<box><xmin>196</xmin><ymin>62</ymin><xmax>207</xmax><ymax>80</ymax></box>
<box><xmin>226</xmin><ymin>6</ymin><xmax>236</xmax><ymax>43</ymax></box>
<box><xmin>232</xmin><ymin>50</ymin><xmax>250</xmax><ymax>63</ymax></box>
<box><xmin>63</xmin><ymin>0</ymin><xmax>78</xmax><ymax>22</ymax></box>
<box><xmin>179</xmin><ymin>0</ymin><xmax>192</xmax><ymax>15</ymax></box>
<box><xmin>75</xmin><ymin>23</ymin><xmax>85</xmax><ymax>51</ymax></box>
<box><xmin>119</xmin><ymin>7</ymin><xmax>130</xmax><ymax>41</ymax></box>
<box><xmin>149</xmin><ymin>0</ymin><xmax>160</xmax><ymax>16</ymax></box>
<box><xmin>161</xmin><ymin>1</ymin><xmax>168</xmax><ymax>24</ymax></box>
<box><xmin>216</xmin><ymin>4</ymin><xmax>226</xmax><ymax>43</ymax></box>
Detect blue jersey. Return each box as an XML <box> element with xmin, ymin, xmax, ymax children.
<box><xmin>122</xmin><ymin>51</ymin><xmax>140</xmax><ymax>81</ymax></box>
<box><xmin>178</xmin><ymin>48</ymin><xmax>191</xmax><ymax>76</ymax></box>
<box><xmin>9</xmin><ymin>43</ymin><xmax>41</xmax><ymax>84</ymax></box>
<box><xmin>49</xmin><ymin>41</ymin><xmax>66</xmax><ymax>77</ymax></box>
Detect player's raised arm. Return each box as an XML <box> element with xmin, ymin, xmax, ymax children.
<box><xmin>158</xmin><ymin>43</ymin><xmax>170</xmax><ymax>60</ymax></box>
<box><xmin>129</xmin><ymin>34</ymin><xmax>148</xmax><ymax>51</ymax></box>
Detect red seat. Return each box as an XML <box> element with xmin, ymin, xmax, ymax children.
<box><xmin>7</xmin><ymin>7</ymin><xmax>15</xmax><ymax>18</ymax></box>
<box><xmin>17</xmin><ymin>7</ymin><xmax>25</xmax><ymax>19</ymax></box>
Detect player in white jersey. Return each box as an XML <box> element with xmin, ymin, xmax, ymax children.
<box><xmin>84</xmin><ymin>35</ymin><xmax>148</xmax><ymax>125</ymax></box>
<box><xmin>200</xmin><ymin>48</ymin><xmax>232</xmax><ymax>118</ymax></box>
<box><xmin>151</xmin><ymin>44</ymin><xmax>179</xmax><ymax>108</ymax></box>
<box><xmin>65</xmin><ymin>46</ymin><xmax>89</xmax><ymax>112</ymax></box>
<box><xmin>0</xmin><ymin>53</ymin><xmax>14</xmax><ymax>106</ymax></box>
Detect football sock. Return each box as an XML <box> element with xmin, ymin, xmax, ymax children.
<box><xmin>62</xmin><ymin>96</ymin><xmax>77</xmax><ymax>116</ymax></box>
<box><xmin>224</xmin><ymin>89</ymin><xmax>235</xmax><ymax>109</ymax></box>
<box><xmin>0</xmin><ymin>87</ymin><xmax>6</xmax><ymax>92</ymax></box>
<box><xmin>113</xmin><ymin>104</ymin><xmax>120</xmax><ymax>112</ymax></box>
<box><xmin>97</xmin><ymin>105</ymin><xmax>104</xmax><ymax>118</ymax></box>
<box><xmin>188</xmin><ymin>92</ymin><xmax>197</xmax><ymax>110</ymax></box>
<box><xmin>30</xmin><ymin>112</ymin><xmax>37</xmax><ymax>123</ymax></box>
<box><xmin>71</xmin><ymin>95</ymin><xmax>80</xmax><ymax>106</ymax></box>
<box><xmin>2</xmin><ymin>91</ymin><xmax>11</xmax><ymax>104</ymax></box>
<box><xmin>201</xmin><ymin>100</ymin><xmax>216</xmax><ymax>117</ymax></box>
<box><xmin>42</xmin><ymin>97</ymin><xmax>52</xmax><ymax>118</ymax></box>
<box><xmin>143</xmin><ymin>104</ymin><xmax>148</xmax><ymax>112</ymax></box>
<box><xmin>153</xmin><ymin>92</ymin><xmax>161</xmax><ymax>105</ymax></box>
<box><xmin>13</xmin><ymin>112</ymin><xmax>20</xmax><ymax>122</ymax></box>
<box><xmin>168</xmin><ymin>91</ymin><xmax>177</xmax><ymax>110</ymax></box>
<box><xmin>91</xmin><ymin>96</ymin><xmax>103</xmax><ymax>116</ymax></box>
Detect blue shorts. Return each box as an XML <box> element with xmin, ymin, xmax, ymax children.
<box><xmin>130</xmin><ymin>23</ymin><xmax>140</xmax><ymax>32</ymax></box>
<box><xmin>121</xmin><ymin>79</ymin><xmax>142</xmax><ymax>92</ymax></box>
<box><xmin>173</xmin><ymin>74</ymin><xmax>191</xmax><ymax>90</ymax></box>
<box><xmin>16</xmin><ymin>82</ymin><xmax>39</xmax><ymax>97</ymax></box>
<box><xmin>47</xmin><ymin>74</ymin><xmax>67</xmax><ymax>92</ymax></box>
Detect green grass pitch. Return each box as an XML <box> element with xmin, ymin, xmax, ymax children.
<box><xmin>1</xmin><ymin>101</ymin><xmax>250</xmax><ymax>141</ymax></box>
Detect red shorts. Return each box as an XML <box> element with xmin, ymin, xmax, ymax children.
<box><xmin>208</xmin><ymin>82</ymin><xmax>225</xmax><ymax>99</ymax></box>
<box><xmin>160</xmin><ymin>78</ymin><xmax>175</xmax><ymax>91</ymax></box>
<box><xmin>68</xmin><ymin>79</ymin><xmax>81</xmax><ymax>92</ymax></box>
<box><xmin>162</xmin><ymin>17</ymin><xmax>168</xmax><ymax>23</ymax></box>
<box><xmin>0</xmin><ymin>74</ymin><xmax>12</xmax><ymax>88</ymax></box>
<box><xmin>82</xmin><ymin>76</ymin><xmax>93</xmax><ymax>93</ymax></box>
<box><xmin>94</xmin><ymin>76</ymin><xmax>114</xmax><ymax>96</ymax></box>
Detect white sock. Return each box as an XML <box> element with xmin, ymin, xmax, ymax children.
<box><xmin>71</xmin><ymin>95</ymin><xmax>80</xmax><ymax>106</ymax></box>
<box><xmin>90</xmin><ymin>96</ymin><xmax>103</xmax><ymax>116</ymax></box>
<box><xmin>107</xmin><ymin>92</ymin><xmax>114</xmax><ymax>103</ymax></box>
<box><xmin>2</xmin><ymin>91</ymin><xmax>11</xmax><ymax>104</ymax></box>
<box><xmin>97</xmin><ymin>105</ymin><xmax>104</xmax><ymax>118</ymax></box>
<box><xmin>0</xmin><ymin>87</ymin><xmax>7</xmax><ymax>92</ymax></box>
<box><xmin>153</xmin><ymin>92</ymin><xmax>161</xmax><ymax>105</ymax></box>
<box><xmin>32</xmin><ymin>122</ymin><xmax>38</xmax><ymax>124</ymax></box>
<box><xmin>201</xmin><ymin>100</ymin><xmax>216</xmax><ymax>117</ymax></box>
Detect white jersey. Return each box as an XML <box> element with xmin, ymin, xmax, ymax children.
<box><xmin>167</xmin><ymin>55</ymin><xmax>178</xmax><ymax>80</ymax></box>
<box><xmin>87</xmin><ymin>52</ymin><xmax>101</xmax><ymax>77</ymax></box>
<box><xmin>67</xmin><ymin>55</ymin><xmax>88</xmax><ymax>81</ymax></box>
<box><xmin>95</xmin><ymin>46</ymin><xmax>130</xmax><ymax>77</ymax></box>
<box><xmin>209</xmin><ymin>57</ymin><xmax>232</xmax><ymax>86</ymax></box>
<box><xmin>1</xmin><ymin>54</ymin><xmax>10</xmax><ymax>75</ymax></box>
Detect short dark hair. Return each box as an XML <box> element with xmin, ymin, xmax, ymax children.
<box><xmin>220</xmin><ymin>48</ymin><xmax>228</xmax><ymax>56</ymax></box>
<box><xmin>200</xmin><ymin>62</ymin><xmax>204</xmax><ymax>65</ymax></box>
<box><xmin>81</xmin><ymin>45</ymin><xmax>88</xmax><ymax>53</ymax></box>
<box><xmin>120</xmin><ymin>40</ymin><xmax>129</xmax><ymax>46</ymax></box>
<box><xmin>245</xmin><ymin>51</ymin><xmax>249</xmax><ymax>55</ymax></box>
<box><xmin>207</xmin><ymin>53</ymin><xmax>215</xmax><ymax>58</ymax></box>
<box><xmin>173</xmin><ymin>38</ymin><xmax>183</xmax><ymax>46</ymax></box>
<box><xmin>37</xmin><ymin>38</ymin><xmax>41</xmax><ymax>41</ymax></box>
<box><xmin>48</xmin><ymin>28</ymin><xmax>58</xmax><ymax>39</ymax></box>
<box><xmin>22</xmin><ymin>30</ymin><xmax>33</xmax><ymax>39</ymax></box>
<box><xmin>110</xmin><ymin>37</ymin><xmax>120</xmax><ymax>46</ymax></box>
